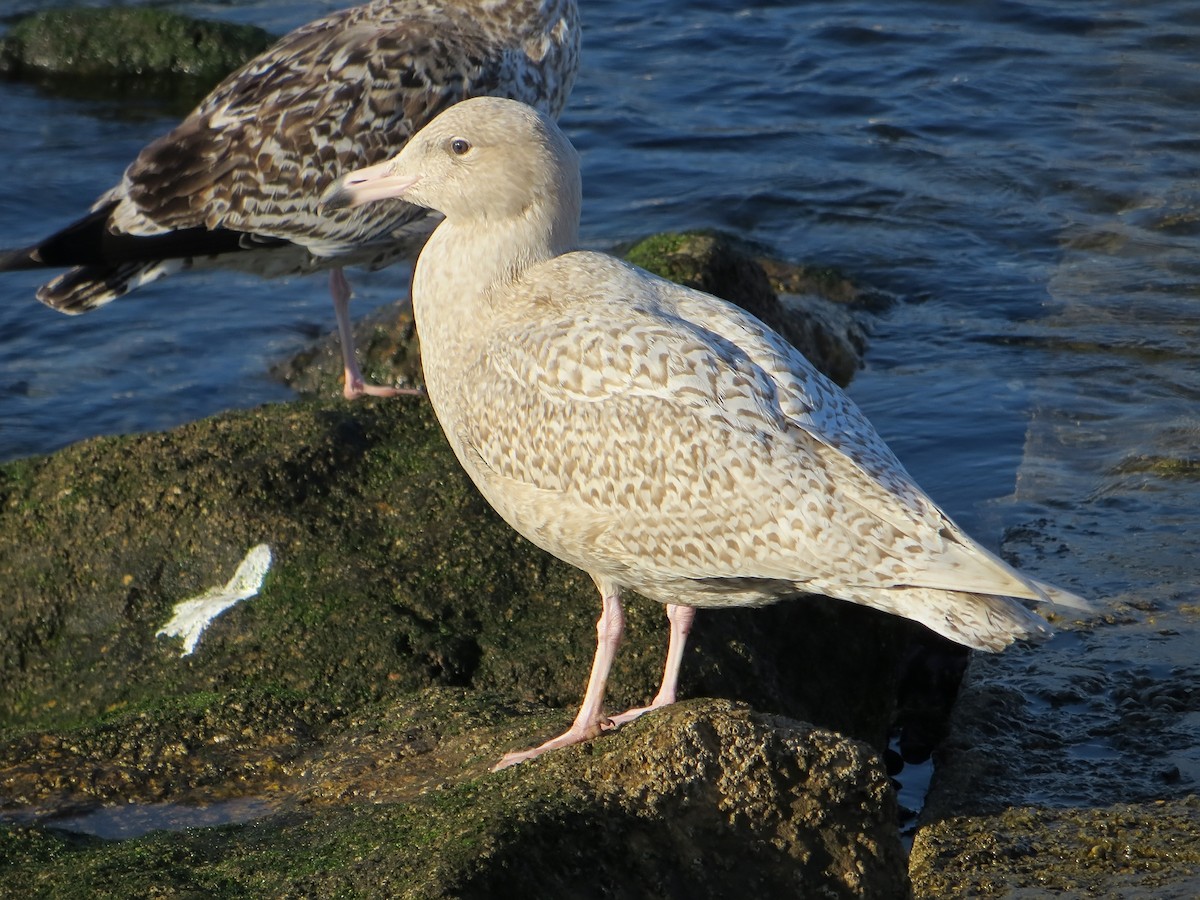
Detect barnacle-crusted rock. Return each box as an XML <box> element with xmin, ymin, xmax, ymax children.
<box><xmin>0</xmin><ymin>698</ymin><xmax>908</xmax><ymax>898</ymax></box>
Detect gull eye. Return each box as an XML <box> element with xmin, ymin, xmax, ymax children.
<box><xmin>450</xmin><ymin>137</ymin><xmax>471</xmax><ymax>156</ymax></box>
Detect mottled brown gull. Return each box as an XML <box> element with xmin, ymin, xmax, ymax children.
<box><xmin>0</xmin><ymin>0</ymin><xmax>578</xmax><ymax>399</ymax></box>
<box><xmin>323</xmin><ymin>97</ymin><xmax>1091</xmax><ymax>769</ymax></box>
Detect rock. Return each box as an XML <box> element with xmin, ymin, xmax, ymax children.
<box><xmin>0</xmin><ymin>8</ymin><xmax>274</xmax><ymax>107</ymax></box>
<box><xmin>275</xmin><ymin>301</ymin><xmax>425</xmax><ymax>398</ymax></box>
<box><xmin>277</xmin><ymin>230</ymin><xmax>875</xmax><ymax>396</ymax></box>
<box><xmin>910</xmin><ymin>797</ymin><xmax>1200</xmax><ymax>898</ymax></box>
<box><xmin>0</xmin><ymin>395</ymin><xmax>918</xmax><ymax>898</ymax></box>
<box><xmin>0</xmin><ymin>399</ymin><xmax>911</xmax><ymax>745</ymax></box>
<box><xmin>624</xmin><ymin>230</ymin><xmax>873</xmax><ymax>388</ymax></box>
<box><xmin>0</xmin><ymin>698</ymin><xmax>908</xmax><ymax>898</ymax></box>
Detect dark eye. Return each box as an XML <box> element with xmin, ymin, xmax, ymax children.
<box><xmin>450</xmin><ymin>138</ymin><xmax>471</xmax><ymax>156</ymax></box>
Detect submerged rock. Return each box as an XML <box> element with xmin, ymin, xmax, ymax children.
<box><xmin>277</xmin><ymin>230</ymin><xmax>875</xmax><ymax>396</ymax></box>
<box><xmin>0</xmin><ymin>8</ymin><xmax>274</xmax><ymax>107</ymax></box>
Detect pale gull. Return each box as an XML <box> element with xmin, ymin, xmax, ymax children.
<box><xmin>322</xmin><ymin>96</ymin><xmax>1092</xmax><ymax>769</ymax></box>
<box><xmin>0</xmin><ymin>0</ymin><xmax>578</xmax><ymax>399</ymax></box>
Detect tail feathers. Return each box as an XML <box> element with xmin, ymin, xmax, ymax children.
<box><xmin>37</xmin><ymin>261</ymin><xmax>180</xmax><ymax>314</ymax></box>
<box><xmin>838</xmin><ymin>585</ymin><xmax>1054</xmax><ymax>652</ymax></box>
<box><xmin>3</xmin><ymin>200</ymin><xmax>287</xmax><ymax>307</ymax></box>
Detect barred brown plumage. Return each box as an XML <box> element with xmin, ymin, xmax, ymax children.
<box><xmin>0</xmin><ymin>0</ymin><xmax>578</xmax><ymax>399</ymax></box>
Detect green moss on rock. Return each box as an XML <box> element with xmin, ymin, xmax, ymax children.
<box><xmin>910</xmin><ymin>797</ymin><xmax>1200</xmax><ymax>898</ymax></box>
<box><xmin>3</xmin><ymin>8</ymin><xmax>273</xmax><ymax>79</ymax></box>
<box><xmin>0</xmin><ymin>700</ymin><xmax>909</xmax><ymax>899</ymax></box>
<box><xmin>623</xmin><ymin>230</ymin><xmax>869</xmax><ymax>386</ymax></box>
<box><xmin>0</xmin><ymin>398</ymin><xmax>910</xmax><ymax>747</ymax></box>
<box><xmin>0</xmin><ymin>7</ymin><xmax>274</xmax><ymax>107</ymax></box>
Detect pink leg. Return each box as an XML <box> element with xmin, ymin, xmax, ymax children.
<box><xmin>493</xmin><ymin>576</ymin><xmax>626</xmax><ymax>770</ymax></box>
<box><xmin>608</xmin><ymin>603</ymin><xmax>696</xmax><ymax>726</ymax></box>
<box><xmin>330</xmin><ymin>268</ymin><xmax>416</xmax><ymax>400</ymax></box>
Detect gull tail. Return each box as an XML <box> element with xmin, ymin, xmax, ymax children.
<box><xmin>835</xmin><ymin>582</ymin><xmax>1092</xmax><ymax>652</ymax></box>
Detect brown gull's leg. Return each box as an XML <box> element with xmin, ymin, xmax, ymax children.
<box><xmin>493</xmin><ymin>575</ymin><xmax>627</xmax><ymax>770</ymax></box>
<box><xmin>607</xmin><ymin>603</ymin><xmax>695</xmax><ymax>727</ymax></box>
<box><xmin>330</xmin><ymin>268</ymin><xmax>418</xmax><ymax>400</ymax></box>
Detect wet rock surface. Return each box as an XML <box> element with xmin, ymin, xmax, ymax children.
<box><xmin>0</xmin><ymin>699</ymin><xmax>908</xmax><ymax>899</ymax></box>
<box><xmin>0</xmin><ymin>7</ymin><xmax>273</xmax><ymax>81</ymax></box>
<box><xmin>911</xmin><ymin>797</ymin><xmax>1200</xmax><ymax>899</ymax></box>
<box><xmin>0</xmin><ymin>8</ymin><xmax>274</xmax><ymax>108</ymax></box>
<box><xmin>910</xmin><ymin>611</ymin><xmax>1200</xmax><ymax>898</ymax></box>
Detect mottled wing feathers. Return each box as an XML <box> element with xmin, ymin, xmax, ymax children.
<box><xmin>490</xmin><ymin>255</ymin><xmax>793</xmax><ymax>432</ymax></box>
<box><xmin>12</xmin><ymin>1</ymin><xmax>578</xmax><ymax>313</ymax></box>
<box><xmin>112</xmin><ymin>8</ymin><xmax>501</xmax><ymax>248</ymax></box>
<box><xmin>480</xmin><ymin>253</ymin><xmax>1052</xmax><ymax>603</ymax></box>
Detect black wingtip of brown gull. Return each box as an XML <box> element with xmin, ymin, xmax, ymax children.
<box><xmin>6</xmin><ymin>203</ymin><xmax>294</xmax><ymax>312</ymax></box>
<box><xmin>0</xmin><ymin>245</ymin><xmax>40</xmax><ymax>273</ymax></box>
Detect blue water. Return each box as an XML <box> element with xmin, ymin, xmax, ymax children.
<box><xmin>2</xmin><ymin>0</ymin><xmax>1199</xmax><ymax>815</ymax></box>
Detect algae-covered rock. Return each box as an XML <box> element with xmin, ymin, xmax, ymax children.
<box><xmin>0</xmin><ymin>244</ymin><xmax>911</xmax><ymax>893</ymax></box>
<box><xmin>277</xmin><ymin>231</ymin><xmax>873</xmax><ymax>396</ymax></box>
<box><xmin>910</xmin><ymin>797</ymin><xmax>1200</xmax><ymax>899</ymax></box>
<box><xmin>1</xmin><ymin>8</ymin><xmax>273</xmax><ymax>80</ymax></box>
<box><xmin>0</xmin><ymin>398</ymin><xmax>910</xmax><ymax>748</ymax></box>
<box><xmin>0</xmin><ymin>8</ymin><xmax>274</xmax><ymax>106</ymax></box>
<box><xmin>0</xmin><ymin>392</ymin><xmax>916</xmax><ymax>893</ymax></box>
<box><xmin>0</xmin><ymin>699</ymin><xmax>909</xmax><ymax>899</ymax></box>
<box><xmin>623</xmin><ymin>230</ymin><xmax>790</xmax><ymax>327</ymax></box>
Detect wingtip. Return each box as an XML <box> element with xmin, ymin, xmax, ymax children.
<box><xmin>0</xmin><ymin>244</ymin><xmax>40</xmax><ymax>272</ymax></box>
<box><xmin>318</xmin><ymin>176</ymin><xmax>352</xmax><ymax>213</ymax></box>
<box><xmin>1029</xmin><ymin>577</ymin><xmax>1094</xmax><ymax>614</ymax></box>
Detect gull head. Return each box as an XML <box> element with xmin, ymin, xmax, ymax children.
<box><xmin>321</xmin><ymin>97</ymin><xmax>582</xmax><ymax>239</ymax></box>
